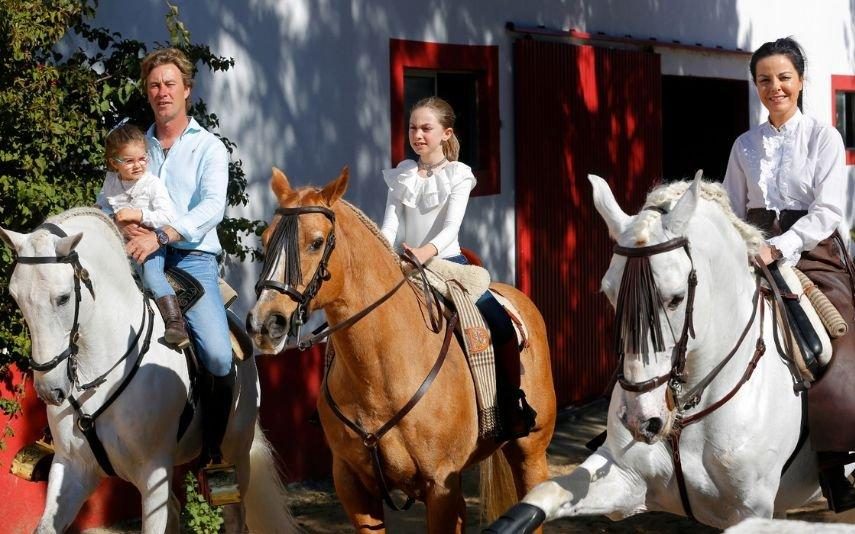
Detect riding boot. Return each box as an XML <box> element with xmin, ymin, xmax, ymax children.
<box><xmin>198</xmin><ymin>365</ymin><xmax>240</xmax><ymax>506</ymax></box>
<box><xmin>818</xmin><ymin>451</ymin><xmax>855</xmax><ymax>513</ymax></box>
<box><xmin>155</xmin><ymin>295</ymin><xmax>191</xmax><ymax>349</ymax></box>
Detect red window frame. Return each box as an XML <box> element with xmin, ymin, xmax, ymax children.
<box><xmin>389</xmin><ymin>38</ymin><xmax>500</xmax><ymax>196</ymax></box>
<box><xmin>831</xmin><ymin>74</ymin><xmax>855</xmax><ymax>165</ymax></box>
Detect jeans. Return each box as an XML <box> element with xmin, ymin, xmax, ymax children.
<box><xmin>163</xmin><ymin>247</ymin><xmax>232</xmax><ymax>377</ymax></box>
<box><xmin>140</xmin><ymin>248</ymin><xmax>175</xmax><ymax>299</ymax></box>
<box><xmin>441</xmin><ymin>254</ymin><xmax>515</xmax><ymax>345</ymax></box>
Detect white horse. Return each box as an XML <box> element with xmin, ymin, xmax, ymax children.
<box><xmin>0</xmin><ymin>208</ymin><xmax>297</xmax><ymax>534</ymax></box>
<box><xmin>487</xmin><ymin>174</ymin><xmax>838</xmax><ymax>532</ymax></box>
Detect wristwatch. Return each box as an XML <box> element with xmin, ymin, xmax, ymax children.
<box><xmin>154</xmin><ymin>228</ymin><xmax>170</xmax><ymax>247</ymax></box>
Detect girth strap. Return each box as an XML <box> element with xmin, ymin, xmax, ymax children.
<box><xmin>323</xmin><ymin>312</ymin><xmax>459</xmax><ymax>511</ymax></box>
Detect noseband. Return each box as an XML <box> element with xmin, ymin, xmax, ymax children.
<box><xmin>14</xmin><ymin>223</ymin><xmax>95</xmax><ymax>382</ymax></box>
<box><xmin>613</xmin><ymin>234</ymin><xmax>697</xmax><ymax>396</ymax></box>
<box><xmin>255</xmin><ymin>206</ymin><xmax>337</xmax><ymax>338</ymax></box>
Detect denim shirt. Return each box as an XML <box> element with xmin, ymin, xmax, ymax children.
<box><xmin>146</xmin><ymin>117</ymin><xmax>229</xmax><ymax>254</ymax></box>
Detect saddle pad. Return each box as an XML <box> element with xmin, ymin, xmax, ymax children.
<box><xmin>403</xmin><ymin>257</ymin><xmax>491</xmax><ymax>304</ymax></box>
<box><xmin>488</xmin><ymin>289</ymin><xmax>530</xmax><ymax>350</ymax></box>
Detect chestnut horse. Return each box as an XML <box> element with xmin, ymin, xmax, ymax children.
<box><xmin>247</xmin><ymin>168</ymin><xmax>556</xmax><ymax>532</ymax></box>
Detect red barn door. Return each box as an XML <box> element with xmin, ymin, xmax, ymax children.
<box><xmin>514</xmin><ymin>39</ymin><xmax>663</xmax><ymax>407</ymax></box>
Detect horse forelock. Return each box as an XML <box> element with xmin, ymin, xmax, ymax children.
<box><xmin>629</xmin><ymin>180</ymin><xmax>764</xmax><ymax>256</ymax></box>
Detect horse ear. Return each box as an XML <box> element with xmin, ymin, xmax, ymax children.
<box><xmin>662</xmin><ymin>171</ymin><xmax>702</xmax><ymax>235</ymax></box>
<box><xmin>55</xmin><ymin>233</ymin><xmax>83</xmax><ymax>257</ymax></box>
<box><xmin>320</xmin><ymin>166</ymin><xmax>349</xmax><ymax>206</ymax></box>
<box><xmin>271</xmin><ymin>167</ymin><xmax>293</xmax><ymax>200</ymax></box>
<box><xmin>589</xmin><ymin>174</ymin><xmax>630</xmax><ymax>240</ymax></box>
<box><xmin>0</xmin><ymin>226</ymin><xmax>26</xmax><ymax>253</ymax></box>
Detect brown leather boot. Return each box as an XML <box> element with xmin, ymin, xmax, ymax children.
<box><xmin>155</xmin><ymin>295</ymin><xmax>191</xmax><ymax>349</ymax></box>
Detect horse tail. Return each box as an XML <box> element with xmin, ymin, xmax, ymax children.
<box><xmin>244</xmin><ymin>422</ymin><xmax>301</xmax><ymax>533</ymax></box>
<box><xmin>479</xmin><ymin>448</ymin><xmax>518</xmax><ymax>523</ymax></box>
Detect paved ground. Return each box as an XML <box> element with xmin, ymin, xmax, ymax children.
<box><xmin>286</xmin><ymin>399</ymin><xmax>855</xmax><ymax>533</ymax></box>
<box><xmin>86</xmin><ymin>399</ymin><xmax>855</xmax><ymax>533</ymax></box>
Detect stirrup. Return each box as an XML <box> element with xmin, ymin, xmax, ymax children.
<box><xmin>10</xmin><ymin>432</ymin><xmax>54</xmax><ymax>482</ymax></box>
<box><xmin>199</xmin><ymin>462</ymin><xmax>241</xmax><ymax>506</ymax></box>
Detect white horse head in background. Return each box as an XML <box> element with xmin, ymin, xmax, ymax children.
<box><xmin>487</xmin><ymin>173</ymin><xmax>829</xmax><ymax>531</ymax></box>
<box><xmin>1</xmin><ymin>208</ymin><xmax>297</xmax><ymax>534</ymax></box>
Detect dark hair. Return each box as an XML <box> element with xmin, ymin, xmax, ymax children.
<box><xmin>105</xmin><ymin>123</ymin><xmax>146</xmax><ymax>171</ymax></box>
<box><xmin>749</xmin><ymin>37</ymin><xmax>806</xmax><ymax>81</ymax></box>
<box><xmin>410</xmin><ymin>96</ymin><xmax>460</xmax><ymax>161</ymax></box>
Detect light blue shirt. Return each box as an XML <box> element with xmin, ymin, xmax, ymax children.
<box><xmin>146</xmin><ymin>117</ymin><xmax>229</xmax><ymax>254</ymax></box>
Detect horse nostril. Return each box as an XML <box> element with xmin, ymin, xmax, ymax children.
<box><xmin>245</xmin><ymin>312</ymin><xmax>255</xmax><ymax>335</ymax></box>
<box><xmin>264</xmin><ymin>313</ymin><xmax>288</xmax><ymax>338</ymax></box>
<box><xmin>52</xmin><ymin>388</ymin><xmax>66</xmax><ymax>403</ymax></box>
<box><xmin>642</xmin><ymin>417</ymin><xmax>663</xmax><ymax>435</ymax></box>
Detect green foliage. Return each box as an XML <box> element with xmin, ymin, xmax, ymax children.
<box><xmin>0</xmin><ymin>0</ymin><xmax>262</xmax><ymax>441</ymax></box>
<box><xmin>181</xmin><ymin>472</ymin><xmax>224</xmax><ymax>534</ymax></box>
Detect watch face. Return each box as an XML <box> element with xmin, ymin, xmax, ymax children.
<box><xmin>157</xmin><ymin>231</ymin><xmax>169</xmax><ymax>245</ymax></box>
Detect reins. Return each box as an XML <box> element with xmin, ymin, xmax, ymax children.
<box><xmin>13</xmin><ymin>221</ymin><xmax>156</xmax><ymax>476</ymax></box>
<box><xmin>255</xmin><ymin>202</ymin><xmax>451</xmax><ymax>509</ymax></box>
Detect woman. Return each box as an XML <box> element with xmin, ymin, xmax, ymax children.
<box><xmin>723</xmin><ymin>37</ymin><xmax>855</xmax><ymax>512</ymax></box>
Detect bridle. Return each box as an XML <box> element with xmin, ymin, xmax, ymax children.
<box><xmin>613</xmin><ymin>235</ymin><xmax>698</xmax><ymax>401</ymax></box>
<box><xmin>255</xmin><ymin>206</ymin><xmax>337</xmax><ymax>340</ymax></box>
<box><xmin>254</xmin><ymin>202</ymin><xmax>452</xmax><ymax>511</ymax></box>
<box><xmin>14</xmin><ymin>222</ymin><xmax>98</xmax><ymax>387</ymax></box>
<box><xmin>610</xmin><ymin>213</ymin><xmax>774</xmax><ymax>521</ymax></box>
<box><xmin>13</xmin><ymin>221</ymin><xmax>155</xmax><ymax>477</ymax></box>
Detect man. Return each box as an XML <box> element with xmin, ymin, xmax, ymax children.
<box><xmin>125</xmin><ymin>47</ymin><xmax>235</xmax><ymax>495</ymax></box>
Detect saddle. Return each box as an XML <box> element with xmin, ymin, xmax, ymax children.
<box><xmin>762</xmin><ymin>262</ymin><xmax>841</xmax><ymax>384</ymax></box>
<box><xmin>405</xmin><ymin>257</ymin><xmax>534</xmax><ymax>440</ymax></box>
<box><xmin>163</xmin><ymin>266</ymin><xmax>253</xmax><ymax>361</ymax></box>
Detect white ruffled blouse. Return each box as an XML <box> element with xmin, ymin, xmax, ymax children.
<box><xmin>723</xmin><ymin>110</ymin><xmax>847</xmax><ymax>264</ymax></box>
<box><xmin>96</xmin><ymin>170</ymin><xmax>177</xmax><ymax>229</ymax></box>
<box><xmin>380</xmin><ymin>159</ymin><xmax>476</xmax><ymax>259</ymax></box>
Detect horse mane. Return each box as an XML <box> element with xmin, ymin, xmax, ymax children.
<box><xmin>46</xmin><ymin>206</ymin><xmax>129</xmax><ymax>258</ymax></box>
<box><xmin>631</xmin><ymin>180</ymin><xmax>765</xmax><ymax>256</ymax></box>
<box><xmin>338</xmin><ymin>198</ymin><xmax>400</xmax><ymax>263</ymax></box>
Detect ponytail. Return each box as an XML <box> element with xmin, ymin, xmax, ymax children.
<box><xmin>442</xmin><ymin>133</ymin><xmax>460</xmax><ymax>162</ymax></box>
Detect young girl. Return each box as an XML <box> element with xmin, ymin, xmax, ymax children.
<box><xmin>380</xmin><ymin>97</ymin><xmax>476</xmax><ymax>264</ymax></box>
<box><xmin>380</xmin><ymin>97</ymin><xmax>536</xmax><ymax>440</ymax></box>
<box><xmin>96</xmin><ymin>123</ymin><xmax>190</xmax><ymax>349</ymax></box>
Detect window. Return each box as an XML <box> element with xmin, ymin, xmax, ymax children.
<box><xmin>390</xmin><ymin>39</ymin><xmax>500</xmax><ymax>196</ymax></box>
<box><xmin>831</xmin><ymin>75</ymin><xmax>855</xmax><ymax>164</ymax></box>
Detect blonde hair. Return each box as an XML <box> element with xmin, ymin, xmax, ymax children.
<box><xmin>105</xmin><ymin>123</ymin><xmax>146</xmax><ymax>172</ymax></box>
<box><xmin>411</xmin><ymin>97</ymin><xmax>460</xmax><ymax>161</ymax></box>
<box><xmin>139</xmin><ymin>47</ymin><xmax>195</xmax><ymax>103</ymax></box>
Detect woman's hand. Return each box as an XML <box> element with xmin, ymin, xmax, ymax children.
<box><xmin>115</xmin><ymin>208</ymin><xmax>142</xmax><ymax>224</ymax></box>
<box><xmin>403</xmin><ymin>243</ymin><xmax>438</xmax><ymax>265</ymax></box>
<box><xmin>757</xmin><ymin>244</ymin><xmax>783</xmax><ymax>265</ymax></box>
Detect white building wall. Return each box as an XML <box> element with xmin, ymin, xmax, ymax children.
<box><xmin>90</xmin><ymin>0</ymin><xmax>855</xmax><ymax>315</ymax></box>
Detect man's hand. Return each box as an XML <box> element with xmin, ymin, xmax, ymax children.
<box><xmin>126</xmin><ymin>230</ymin><xmax>159</xmax><ymax>263</ymax></box>
<box><xmin>115</xmin><ymin>208</ymin><xmax>142</xmax><ymax>224</ymax></box>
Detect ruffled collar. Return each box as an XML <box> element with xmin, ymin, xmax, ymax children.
<box><xmin>383</xmin><ymin>159</ymin><xmax>460</xmax><ymax>210</ymax></box>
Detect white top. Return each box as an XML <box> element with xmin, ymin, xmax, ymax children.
<box><xmin>96</xmin><ymin>170</ymin><xmax>177</xmax><ymax>229</ymax></box>
<box><xmin>380</xmin><ymin>159</ymin><xmax>476</xmax><ymax>259</ymax></box>
<box><xmin>723</xmin><ymin>110</ymin><xmax>848</xmax><ymax>264</ymax></box>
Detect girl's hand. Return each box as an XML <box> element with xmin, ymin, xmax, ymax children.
<box><xmin>115</xmin><ymin>208</ymin><xmax>142</xmax><ymax>224</ymax></box>
<box><xmin>403</xmin><ymin>242</ymin><xmax>438</xmax><ymax>264</ymax></box>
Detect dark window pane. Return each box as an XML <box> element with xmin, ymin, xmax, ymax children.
<box><xmin>437</xmin><ymin>72</ymin><xmax>479</xmax><ymax>169</ymax></box>
<box><xmin>836</xmin><ymin>91</ymin><xmax>848</xmax><ymax>147</ymax></box>
<box><xmin>404</xmin><ymin>72</ymin><xmax>436</xmax><ymax>160</ymax></box>
<box><xmin>846</xmin><ymin>92</ymin><xmax>855</xmax><ymax>148</ymax></box>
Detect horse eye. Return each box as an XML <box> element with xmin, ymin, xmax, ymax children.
<box><xmin>309</xmin><ymin>237</ymin><xmax>324</xmax><ymax>251</ymax></box>
<box><xmin>667</xmin><ymin>295</ymin><xmax>685</xmax><ymax>311</ymax></box>
<box><xmin>57</xmin><ymin>294</ymin><xmax>71</xmax><ymax>306</ymax></box>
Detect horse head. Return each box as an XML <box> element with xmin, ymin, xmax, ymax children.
<box><xmin>1</xmin><ymin>225</ymin><xmax>87</xmax><ymax>405</ymax></box>
<box><xmin>247</xmin><ymin>167</ymin><xmax>350</xmax><ymax>353</ymax></box>
<box><xmin>591</xmin><ymin>171</ymin><xmax>762</xmax><ymax>444</ymax></box>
